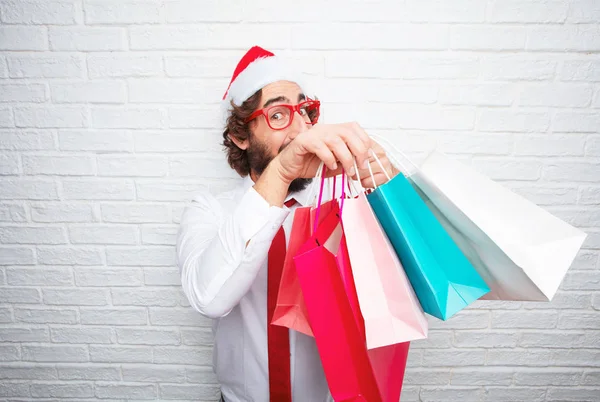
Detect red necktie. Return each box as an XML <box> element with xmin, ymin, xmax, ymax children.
<box><xmin>267</xmin><ymin>198</ymin><xmax>296</xmax><ymax>402</ymax></box>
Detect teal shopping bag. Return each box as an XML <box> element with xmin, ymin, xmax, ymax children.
<box><xmin>366</xmin><ymin>172</ymin><xmax>490</xmax><ymax>320</ymax></box>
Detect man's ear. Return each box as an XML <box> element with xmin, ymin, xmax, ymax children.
<box><xmin>228</xmin><ymin>134</ymin><xmax>249</xmax><ymax>150</ymax></box>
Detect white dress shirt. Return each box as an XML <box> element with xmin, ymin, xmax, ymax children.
<box><xmin>177</xmin><ymin>174</ymin><xmax>338</xmax><ymax>402</ymax></box>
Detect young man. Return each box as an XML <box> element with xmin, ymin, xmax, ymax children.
<box><xmin>176</xmin><ymin>46</ymin><xmax>394</xmax><ymax>402</ymax></box>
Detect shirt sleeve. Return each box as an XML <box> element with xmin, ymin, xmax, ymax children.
<box><xmin>176</xmin><ymin>186</ymin><xmax>291</xmax><ymax>318</ymax></box>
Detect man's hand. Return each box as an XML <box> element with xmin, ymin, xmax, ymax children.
<box><xmin>272</xmin><ymin>122</ymin><xmax>373</xmax><ymax>185</ymax></box>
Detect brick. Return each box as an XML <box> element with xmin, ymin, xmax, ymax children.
<box><xmin>57</xmin><ymin>365</ymin><xmax>120</xmax><ymax>381</ymax></box>
<box><xmin>584</xmin><ymin>231</ymin><xmax>600</xmax><ymax>249</ymax></box>
<box><xmin>169</xmin><ymin>156</ymin><xmax>244</xmax><ymax>178</ymax></box>
<box><xmin>439</xmin><ymin>83</ymin><xmax>516</xmax><ymax>106</ymax></box>
<box><xmin>0</xmin><ymin>345</ymin><xmax>20</xmax><ymax>361</ymax></box>
<box><xmin>116</xmin><ymin>328</ymin><xmax>180</xmax><ymax>345</ymax></box>
<box><xmin>0</xmin><ymin>56</ymin><xmax>6</xmax><ymax>78</ymax></box>
<box><xmin>181</xmin><ymin>328</ymin><xmax>214</xmax><ymax>346</ymax></box>
<box><xmin>141</xmin><ymin>225</ymin><xmax>178</xmax><ymax>246</ymax></box>
<box><xmin>165</xmin><ymin>54</ymin><xmax>242</xmax><ymax>78</ymax></box>
<box><xmin>37</xmin><ymin>247</ymin><xmax>104</xmax><ymax>265</ymax></box>
<box><xmin>85</xmin><ymin>0</ymin><xmax>161</xmax><ymax>24</ymax></box>
<box><xmin>0</xmin><ymin>152</ymin><xmax>20</xmax><ymax>174</ymax></box>
<box><xmin>95</xmin><ymin>383</ymin><xmax>156</xmax><ymax>400</ymax></box>
<box><xmin>90</xmin><ymin>345</ymin><xmax>152</xmax><ymax>363</ymax></box>
<box><xmin>528</xmin><ymin>25</ymin><xmax>600</xmax><ymax>51</ymax></box>
<box><xmin>403</xmin><ymin>368</ymin><xmax>451</xmax><ymax>385</ymax></box>
<box><xmin>583</xmin><ymin>371</ymin><xmax>600</xmax><ymax>385</ymax></box>
<box><xmin>167</xmin><ymin>108</ymin><xmax>220</xmax><ymax>129</ymax></box>
<box><xmin>15</xmin><ymin>307</ymin><xmax>77</xmax><ymax>324</ymax></box>
<box><xmin>130</xmin><ymin>25</ymin><xmax>290</xmax><ymax>50</ymax></box>
<box><xmin>149</xmin><ymin>307</ymin><xmax>212</xmax><ymax>327</ymax></box>
<box><xmin>514</xmin><ymin>134</ymin><xmax>586</xmax><ymax>156</ymax></box>
<box><xmin>0</xmin><ymin>130</ymin><xmax>55</xmax><ymax>151</ymax></box>
<box><xmin>546</xmin><ymin>387</ymin><xmax>600</xmax><ymax>401</ymax></box>
<box><xmin>522</xmin><ymin>292</ymin><xmax>592</xmax><ymax>309</ymax></box>
<box><xmin>154</xmin><ymin>347</ymin><xmax>212</xmax><ymax>365</ymax></box>
<box><xmin>165</xmin><ymin>0</ymin><xmax>241</xmax><ymax>22</ymax></box>
<box><xmin>80</xmin><ymin>307</ymin><xmax>147</xmax><ymax>325</ymax></box>
<box><xmin>159</xmin><ymin>384</ymin><xmax>220</xmax><ymax>400</ymax></box>
<box><xmin>49</xmin><ymin>27</ymin><xmax>126</xmax><ymax>51</ymax></box>
<box><xmin>0</xmin><ymin>1</ymin><xmax>82</xmax><ymax>24</ymax></box>
<box><xmin>487</xmin><ymin>350</ymin><xmax>552</xmax><ymax>366</ymax></box>
<box><xmin>0</xmin><ymin>382</ymin><xmax>30</xmax><ymax>397</ymax></box>
<box><xmin>580</xmin><ymin>187</ymin><xmax>600</xmax><ymax>205</ymax></box>
<box><xmin>0</xmin><ymin>327</ymin><xmax>49</xmax><ymax>342</ymax></box>
<box><xmin>0</xmin><ymin>287</ymin><xmax>40</xmax><ymax>304</ymax></box>
<box><xmin>0</xmin><ymin>247</ymin><xmax>35</xmax><ymax>265</ymax></box>
<box><xmin>515</xmin><ymin>369</ymin><xmax>582</xmax><ymax>386</ymax></box>
<box><xmin>0</xmin><ymin>203</ymin><xmax>27</xmax><ymax>222</ymax></box>
<box><xmin>106</xmin><ymin>246</ymin><xmax>176</xmax><ymax>266</ymax></box>
<box><xmin>23</xmin><ymin>155</ymin><xmax>95</xmax><ymax>176</ymax></box>
<box><xmin>15</xmin><ymin>106</ymin><xmax>87</xmax><ymax>128</ymax></box>
<box><xmin>0</xmin><ymin>178</ymin><xmax>58</xmax><ymax>200</ymax></box>
<box><xmin>22</xmin><ymin>345</ymin><xmax>88</xmax><ymax>362</ymax></box>
<box><xmin>7</xmin><ymin>54</ymin><xmax>83</xmax><ymax>78</ymax></box>
<box><xmin>520</xmin><ymin>84</ymin><xmax>593</xmax><ymax>107</ymax></box>
<box><xmin>0</xmin><ymin>106</ymin><xmax>14</xmax><ymax>127</ymax></box>
<box><xmin>87</xmin><ymin>53</ymin><xmax>163</xmax><ymax>78</ymax></box>
<box><xmin>0</xmin><ymin>83</ymin><xmax>47</xmax><ymax>103</ymax></box>
<box><xmin>454</xmin><ymin>331</ymin><xmax>518</xmax><ymax>348</ymax></box>
<box><xmin>420</xmin><ymin>387</ymin><xmax>482</xmax><ymax>402</ymax></box>
<box><xmin>58</xmin><ymin>130</ymin><xmax>132</xmax><ymax>152</ymax></box>
<box><xmin>587</xmin><ymin>136</ymin><xmax>600</xmax><ymax>157</ymax></box>
<box><xmin>492</xmin><ymin>311</ymin><xmax>557</xmax><ymax>329</ymax></box>
<box><xmin>553</xmin><ymin>112</ymin><xmax>600</xmax><ymax>132</ymax></box>
<box><xmin>43</xmin><ymin>288</ymin><xmax>108</xmax><ymax>306</ymax></box>
<box><xmin>484</xmin><ymin>387</ymin><xmax>546</xmax><ymax>401</ymax></box>
<box><xmin>75</xmin><ymin>267</ymin><xmax>143</xmax><ymax>287</ymax></box>
<box><xmin>451</xmin><ymin>26</ymin><xmax>527</xmax><ymax>50</ymax></box>
<box><xmin>69</xmin><ymin>225</ymin><xmax>137</xmax><ymax>245</ymax></box>
<box><xmin>0</xmin><ymin>364</ymin><xmax>56</xmax><ymax>379</ymax></box>
<box><xmin>6</xmin><ymin>267</ymin><xmax>72</xmax><ymax>286</ymax></box>
<box><xmin>112</xmin><ymin>288</ymin><xmax>180</xmax><ymax>307</ymax></box>
<box><xmin>128</xmin><ymin>78</ymin><xmax>221</xmax><ymax>104</ymax></box>
<box><xmin>481</xmin><ymin>56</ymin><xmax>556</xmax><ymax>81</ymax></box>
<box><xmin>0</xmin><ymin>226</ymin><xmax>66</xmax><ymax>245</ymax></box>
<box><xmin>561</xmin><ymin>267</ymin><xmax>600</xmax><ymax>289</ymax></box>
<box><xmin>490</xmin><ymin>0</ymin><xmax>568</xmax><ymax>22</ymax></box>
<box><xmin>62</xmin><ymin>179</ymin><xmax>135</xmax><ymax>201</ymax></box>
<box><xmin>51</xmin><ymin>327</ymin><xmax>112</xmax><ymax>344</ymax></box>
<box><xmin>544</xmin><ymin>162</ymin><xmax>600</xmax><ymax>183</ymax></box>
<box><xmin>478</xmin><ymin>110</ymin><xmax>550</xmax><ymax>132</ymax></box>
<box><xmin>519</xmin><ymin>331</ymin><xmax>588</xmax><ymax>348</ymax></box>
<box><xmin>471</xmin><ymin>158</ymin><xmax>543</xmax><ymax>181</ymax></box>
<box><xmin>428</xmin><ymin>311</ymin><xmax>489</xmax><ymax>330</ymax></box>
<box><xmin>133</xmin><ymin>130</ymin><xmax>223</xmax><ymax>153</ymax></box>
<box><xmin>406</xmin><ymin>0</ymin><xmax>486</xmax><ymax>22</ymax></box>
<box><xmin>322</xmin><ymin>80</ymin><xmax>437</xmax><ymax>104</ymax></box>
<box><xmin>451</xmin><ymin>368</ymin><xmax>513</xmax><ymax>385</ymax></box>
<box><xmin>91</xmin><ymin>107</ymin><xmax>165</xmax><ymax>129</ymax></box>
<box><xmin>0</xmin><ymin>307</ymin><xmax>12</xmax><ymax>323</ymax></box>
<box><xmin>122</xmin><ymin>365</ymin><xmax>186</xmax><ymax>383</ymax></box>
<box><xmin>561</xmin><ymin>60</ymin><xmax>600</xmax><ymax>82</ymax></box>
<box><xmin>101</xmin><ymin>203</ymin><xmax>170</xmax><ymax>223</ymax></box>
<box><xmin>135</xmin><ymin>179</ymin><xmax>206</xmax><ymax>200</ymax></box>
<box><xmin>568</xmin><ymin>0</ymin><xmax>600</xmax><ymax>23</ymax></box>
<box><xmin>185</xmin><ymin>367</ymin><xmax>217</xmax><ymax>384</ymax></box>
<box><xmin>31</xmin><ymin>383</ymin><xmax>94</xmax><ymax>398</ymax></box>
<box><xmin>293</xmin><ymin>24</ymin><xmax>448</xmax><ymax>50</ymax></box>
<box><xmin>31</xmin><ymin>203</ymin><xmax>95</xmax><ymax>223</ymax></box>
<box><xmin>558</xmin><ymin>311</ymin><xmax>600</xmax><ymax>329</ymax></box>
<box><xmin>97</xmin><ymin>156</ymin><xmax>168</xmax><ymax>177</ymax></box>
<box><xmin>0</xmin><ymin>26</ymin><xmax>47</xmax><ymax>50</ymax></box>
<box><xmin>422</xmin><ymin>350</ymin><xmax>486</xmax><ymax>367</ymax></box>
<box><xmin>51</xmin><ymin>81</ymin><xmax>126</xmax><ymax>104</ymax></box>
<box><xmin>144</xmin><ymin>268</ymin><xmax>180</xmax><ymax>286</ymax></box>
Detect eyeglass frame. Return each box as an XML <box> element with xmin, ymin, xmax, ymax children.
<box><xmin>244</xmin><ymin>99</ymin><xmax>321</xmax><ymax>130</ymax></box>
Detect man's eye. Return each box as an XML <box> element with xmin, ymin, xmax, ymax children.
<box><xmin>271</xmin><ymin>113</ymin><xmax>283</xmax><ymax>120</ymax></box>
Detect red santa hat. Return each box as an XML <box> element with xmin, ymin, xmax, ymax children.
<box><xmin>220</xmin><ymin>46</ymin><xmax>307</xmax><ymax>127</ymax></box>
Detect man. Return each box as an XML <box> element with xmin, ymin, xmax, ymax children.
<box><xmin>176</xmin><ymin>46</ymin><xmax>395</xmax><ymax>402</ymax></box>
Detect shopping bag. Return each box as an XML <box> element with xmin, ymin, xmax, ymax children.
<box><xmin>271</xmin><ymin>169</ymin><xmax>337</xmax><ymax>336</ymax></box>
<box><xmin>410</xmin><ymin>150</ymin><xmax>587</xmax><ymax>301</ymax></box>
<box><xmin>342</xmin><ymin>172</ymin><xmax>428</xmax><ymax>349</ymax></box>
<box><xmin>365</xmin><ymin>148</ymin><xmax>490</xmax><ymax>320</ymax></box>
<box><xmin>295</xmin><ymin>171</ymin><xmax>409</xmax><ymax>402</ymax></box>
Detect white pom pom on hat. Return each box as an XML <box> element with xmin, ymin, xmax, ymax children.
<box><xmin>220</xmin><ymin>46</ymin><xmax>307</xmax><ymax>128</ymax></box>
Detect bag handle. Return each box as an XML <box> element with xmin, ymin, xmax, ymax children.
<box><xmin>370</xmin><ymin>134</ymin><xmax>419</xmax><ymax>175</ymax></box>
<box><xmin>313</xmin><ymin>166</ymin><xmax>346</xmax><ymax>233</ymax></box>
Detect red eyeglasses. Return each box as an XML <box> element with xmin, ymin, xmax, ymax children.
<box><xmin>245</xmin><ymin>99</ymin><xmax>321</xmax><ymax>130</ymax></box>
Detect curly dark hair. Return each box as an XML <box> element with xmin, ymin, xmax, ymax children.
<box><xmin>221</xmin><ymin>89</ymin><xmax>319</xmax><ymax>178</ymax></box>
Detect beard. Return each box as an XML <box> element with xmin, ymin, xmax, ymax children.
<box><xmin>247</xmin><ymin>135</ymin><xmax>312</xmax><ymax>194</ymax></box>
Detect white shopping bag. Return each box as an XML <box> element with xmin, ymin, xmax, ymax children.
<box><xmin>409</xmin><ymin>151</ymin><xmax>587</xmax><ymax>301</ymax></box>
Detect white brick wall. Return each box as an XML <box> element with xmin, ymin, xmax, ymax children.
<box><xmin>0</xmin><ymin>1</ymin><xmax>599</xmax><ymax>401</ymax></box>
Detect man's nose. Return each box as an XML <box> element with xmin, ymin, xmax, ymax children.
<box><xmin>290</xmin><ymin>110</ymin><xmax>310</xmax><ymax>135</ymax></box>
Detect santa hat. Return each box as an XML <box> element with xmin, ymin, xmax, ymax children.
<box><xmin>220</xmin><ymin>46</ymin><xmax>307</xmax><ymax>127</ymax></box>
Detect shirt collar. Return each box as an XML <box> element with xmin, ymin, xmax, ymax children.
<box><xmin>242</xmin><ymin>174</ymin><xmax>336</xmax><ymax>208</ymax></box>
